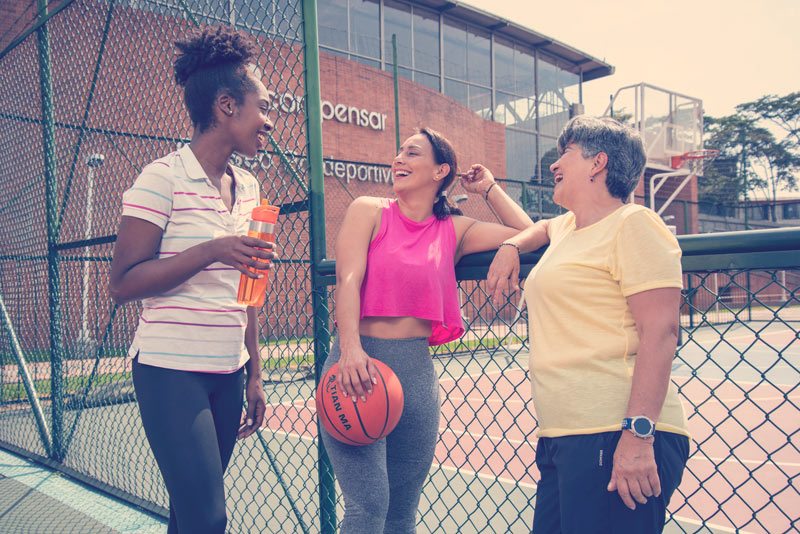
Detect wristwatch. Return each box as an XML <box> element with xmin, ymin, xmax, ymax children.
<box><xmin>621</xmin><ymin>416</ymin><xmax>656</xmax><ymax>439</ymax></box>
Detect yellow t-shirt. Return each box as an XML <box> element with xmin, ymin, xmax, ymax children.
<box><xmin>524</xmin><ymin>203</ymin><xmax>689</xmax><ymax>438</ymax></box>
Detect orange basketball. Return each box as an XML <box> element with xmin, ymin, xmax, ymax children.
<box><xmin>315</xmin><ymin>359</ymin><xmax>404</xmax><ymax>445</ymax></box>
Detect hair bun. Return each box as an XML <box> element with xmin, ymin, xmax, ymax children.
<box><xmin>174</xmin><ymin>26</ymin><xmax>257</xmax><ymax>86</ymax></box>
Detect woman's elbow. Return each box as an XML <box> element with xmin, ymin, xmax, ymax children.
<box><xmin>108</xmin><ymin>281</ymin><xmax>131</xmax><ymax>305</ymax></box>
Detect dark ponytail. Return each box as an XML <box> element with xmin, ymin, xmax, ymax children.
<box><xmin>418</xmin><ymin>127</ymin><xmax>462</xmax><ymax>220</ymax></box>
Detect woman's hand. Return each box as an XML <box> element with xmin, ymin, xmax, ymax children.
<box><xmin>207</xmin><ymin>235</ymin><xmax>277</xmax><ymax>278</ymax></box>
<box><xmin>486</xmin><ymin>244</ymin><xmax>521</xmax><ymax>306</ymax></box>
<box><xmin>607</xmin><ymin>432</ymin><xmax>661</xmax><ymax>509</ymax></box>
<box><xmin>460</xmin><ymin>164</ymin><xmax>495</xmax><ymax>196</ymax></box>
<box><xmin>238</xmin><ymin>374</ymin><xmax>266</xmax><ymax>439</ymax></box>
<box><xmin>336</xmin><ymin>344</ymin><xmax>377</xmax><ymax>403</ymax></box>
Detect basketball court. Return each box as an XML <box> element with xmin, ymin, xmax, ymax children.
<box><xmin>223</xmin><ymin>318</ymin><xmax>799</xmax><ymax>533</ymax></box>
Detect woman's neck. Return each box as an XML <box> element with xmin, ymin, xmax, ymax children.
<box><xmin>395</xmin><ymin>192</ymin><xmax>435</xmax><ymax>222</ymax></box>
<box><xmin>190</xmin><ymin>132</ymin><xmax>233</xmax><ymax>182</ymax></box>
<box><xmin>572</xmin><ymin>196</ymin><xmax>625</xmax><ymax>230</ymax></box>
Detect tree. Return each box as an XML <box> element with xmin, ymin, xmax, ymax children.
<box><xmin>737</xmin><ymin>91</ymin><xmax>800</xmax><ymax>150</ymax></box>
<box><xmin>703</xmin><ymin>111</ymin><xmax>800</xmax><ymax>220</ymax></box>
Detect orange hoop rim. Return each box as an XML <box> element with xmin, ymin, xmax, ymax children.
<box><xmin>671</xmin><ymin>149</ymin><xmax>719</xmax><ymax>169</ymax></box>
<box><xmin>681</xmin><ymin>149</ymin><xmax>719</xmax><ymax>160</ymax></box>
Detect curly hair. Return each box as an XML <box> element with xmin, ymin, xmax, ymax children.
<box><xmin>174</xmin><ymin>26</ymin><xmax>259</xmax><ymax>132</ymax></box>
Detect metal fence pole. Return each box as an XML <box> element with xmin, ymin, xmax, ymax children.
<box><xmin>0</xmin><ymin>294</ymin><xmax>52</xmax><ymax>455</ymax></box>
<box><xmin>301</xmin><ymin>1</ymin><xmax>336</xmax><ymax>532</ymax></box>
<box><xmin>392</xmin><ymin>34</ymin><xmax>400</xmax><ymax>153</ymax></box>
<box><xmin>36</xmin><ymin>0</ymin><xmax>65</xmax><ymax>461</ymax></box>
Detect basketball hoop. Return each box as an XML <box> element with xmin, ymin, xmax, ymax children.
<box><xmin>670</xmin><ymin>149</ymin><xmax>719</xmax><ymax>175</ymax></box>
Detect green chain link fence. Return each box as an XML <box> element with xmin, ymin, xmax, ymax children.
<box><xmin>2</xmin><ymin>1</ymin><xmax>800</xmax><ymax>533</ymax></box>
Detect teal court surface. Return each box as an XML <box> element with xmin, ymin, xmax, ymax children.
<box><xmin>0</xmin><ymin>448</ymin><xmax>164</xmax><ymax>534</ymax></box>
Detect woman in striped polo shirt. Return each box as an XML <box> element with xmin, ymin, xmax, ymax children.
<box><xmin>109</xmin><ymin>26</ymin><xmax>275</xmax><ymax>533</ymax></box>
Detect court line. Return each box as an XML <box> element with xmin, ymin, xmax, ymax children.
<box><xmin>432</xmin><ymin>462</ymin><xmax>537</xmax><ymax>491</ymax></box>
<box><xmin>687</xmin><ymin>455</ymin><xmax>800</xmax><ymax>469</ymax></box>
<box><xmin>668</xmin><ymin>515</ymin><xmax>757</xmax><ymax>534</ymax></box>
<box><xmin>261</xmin><ymin>429</ymin><xmax>785</xmax><ymax>534</ymax></box>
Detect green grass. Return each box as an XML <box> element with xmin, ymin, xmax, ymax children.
<box><xmin>0</xmin><ymin>372</ymin><xmax>132</xmax><ymax>403</ymax></box>
<box><xmin>439</xmin><ymin>335</ymin><xmax>526</xmax><ymax>353</ymax></box>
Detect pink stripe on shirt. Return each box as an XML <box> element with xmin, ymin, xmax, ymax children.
<box><xmin>175</xmin><ymin>192</ymin><xmax>222</xmax><ymax>200</ymax></box>
<box><xmin>140</xmin><ymin>317</ymin><xmax>245</xmax><ymax>328</ymax></box>
<box><xmin>145</xmin><ymin>305</ymin><xmax>246</xmax><ymax>314</ymax></box>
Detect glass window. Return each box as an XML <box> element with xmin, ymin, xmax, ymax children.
<box><xmin>783</xmin><ymin>202</ymin><xmax>800</xmax><ymax>220</ymax></box>
<box><xmin>384</xmin><ymin>0</ymin><xmax>412</xmax><ymax>67</ymax></box>
<box><xmin>538</xmin><ymin>54</ymin><xmax>571</xmax><ymax>137</ymax></box>
<box><xmin>444</xmin><ymin>78</ymin><xmax>468</xmax><ymax>107</ymax></box>
<box><xmin>413</xmin><ymin>8</ymin><xmax>440</xmax><ymax>74</ymax></box>
<box><xmin>414</xmin><ymin>71</ymin><xmax>440</xmax><ymax>92</ymax></box>
<box><xmin>494</xmin><ymin>38</ymin><xmax>515</xmax><ymax>94</ymax></box>
<box><xmin>443</xmin><ymin>18</ymin><xmax>467</xmax><ymax>80</ymax></box>
<box><xmin>560</xmin><ymin>68</ymin><xmax>580</xmax><ymax>108</ymax></box>
<box><xmin>505</xmin><ymin>129</ymin><xmax>537</xmax><ymax>182</ymax></box>
<box><xmin>350</xmin><ymin>0</ymin><xmax>380</xmax><ymax>59</ymax></box>
<box><xmin>321</xmin><ymin>47</ymin><xmax>348</xmax><ymax>59</ymax></box>
<box><xmin>397</xmin><ymin>66</ymin><xmax>413</xmax><ymax>80</ymax></box>
<box><xmin>515</xmin><ymin>47</ymin><xmax>535</xmax><ymax>96</ymax></box>
<box><xmin>466</xmin><ymin>27</ymin><xmax>490</xmax><ymax>86</ymax></box>
<box><xmin>234</xmin><ymin>0</ymin><xmax>300</xmax><ymax>41</ymax></box>
<box><xmin>274</xmin><ymin>0</ymin><xmax>301</xmax><ymax>41</ymax></box>
<box><xmin>536</xmin><ymin>135</ymin><xmax>559</xmax><ymax>184</ymax></box>
<box><xmin>468</xmin><ymin>84</ymin><xmax>492</xmax><ymax>119</ymax></box>
<box><xmin>495</xmin><ymin>93</ymin><xmax>536</xmax><ymax>130</ymax></box>
<box><xmin>351</xmin><ymin>56</ymin><xmax>380</xmax><ymax>69</ymax></box>
<box><xmin>318</xmin><ymin>0</ymin><xmax>348</xmax><ymax>51</ymax></box>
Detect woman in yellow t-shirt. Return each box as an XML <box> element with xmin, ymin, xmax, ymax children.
<box><xmin>484</xmin><ymin>116</ymin><xmax>690</xmax><ymax>534</ymax></box>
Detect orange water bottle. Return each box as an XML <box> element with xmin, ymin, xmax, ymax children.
<box><xmin>237</xmin><ymin>200</ymin><xmax>279</xmax><ymax>306</ymax></box>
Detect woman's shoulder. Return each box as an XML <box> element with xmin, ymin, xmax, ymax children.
<box><xmin>617</xmin><ymin>203</ymin><xmax>669</xmax><ymax>229</ymax></box>
<box><xmin>349</xmin><ymin>196</ymin><xmax>392</xmax><ymax>211</ymax></box>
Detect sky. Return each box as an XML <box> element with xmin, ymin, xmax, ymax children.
<box><xmin>465</xmin><ymin>0</ymin><xmax>800</xmax><ymax>119</ymax></box>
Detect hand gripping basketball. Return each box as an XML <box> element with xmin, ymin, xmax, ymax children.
<box><xmin>316</xmin><ymin>359</ymin><xmax>404</xmax><ymax>445</ymax></box>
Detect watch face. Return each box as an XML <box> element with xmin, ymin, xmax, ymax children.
<box><xmin>633</xmin><ymin>418</ymin><xmax>653</xmax><ymax>435</ymax></box>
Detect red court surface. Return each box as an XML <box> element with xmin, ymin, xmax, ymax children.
<box><xmin>262</xmin><ymin>324</ymin><xmax>799</xmax><ymax>534</ymax></box>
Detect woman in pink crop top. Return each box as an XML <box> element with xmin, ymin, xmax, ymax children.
<box><xmin>319</xmin><ymin>127</ymin><xmax>550</xmax><ymax>533</ymax></box>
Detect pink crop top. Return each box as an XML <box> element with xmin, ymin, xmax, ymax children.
<box><xmin>359</xmin><ymin>199</ymin><xmax>464</xmax><ymax>346</ymax></box>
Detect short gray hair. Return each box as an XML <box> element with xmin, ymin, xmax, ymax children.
<box><xmin>556</xmin><ymin>116</ymin><xmax>646</xmax><ymax>200</ymax></box>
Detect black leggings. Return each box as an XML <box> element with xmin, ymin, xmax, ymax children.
<box><xmin>132</xmin><ymin>356</ymin><xmax>245</xmax><ymax>534</ymax></box>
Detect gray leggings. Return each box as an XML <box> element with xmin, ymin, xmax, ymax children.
<box><xmin>320</xmin><ymin>335</ymin><xmax>441</xmax><ymax>534</ymax></box>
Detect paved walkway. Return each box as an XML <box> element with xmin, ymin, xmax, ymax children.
<box><xmin>0</xmin><ymin>448</ymin><xmax>164</xmax><ymax>534</ymax></box>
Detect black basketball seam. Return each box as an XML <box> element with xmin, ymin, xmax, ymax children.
<box><xmin>318</xmin><ymin>368</ymin><xmax>369</xmax><ymax>446</ymax></box>
<box><xmin>353</xmin><ymin>364</ymin><xmax>391</xmax><ymax>440</ymax></box>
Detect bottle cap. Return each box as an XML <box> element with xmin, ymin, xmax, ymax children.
<box><xmin>251</xmin><ymin>200</ymin><xmax>279</xmax><ymax>223</ymax></box>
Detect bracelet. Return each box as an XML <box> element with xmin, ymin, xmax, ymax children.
<box><xmin>498</xmin><ymin>242</ymin><xmax>520</xmax><ymax>254</ymax></box>
<box><xmin>484</xmin><ymin>182</ymin><xmax>496</xmax><ymax>200</ymax></box>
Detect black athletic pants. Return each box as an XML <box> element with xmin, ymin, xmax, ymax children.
<box><xmin>132</xmin><ymin>356</ymin><xmax>245</xmax><ymax>534</ymax></box>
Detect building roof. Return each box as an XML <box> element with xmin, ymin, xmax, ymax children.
<box><xmin>414</xmin><ymin>0</ymin><xmax>614</xmax><ymax>81</ymax></box>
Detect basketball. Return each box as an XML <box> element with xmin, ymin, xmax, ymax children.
<box><xmin>316</xmin><ymin>359</ymin><xmax>404</xmax><ymax>445</ymax></box>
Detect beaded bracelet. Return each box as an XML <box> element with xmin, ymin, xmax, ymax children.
<box><xmin>498</xmin><ymin>242</ymin><xmax>520</xmax><ymax>254</ymax></box>
<box><xmin>484</xmin><ymin>182</ymin><xmax>496</xmax><ymax>200</ymax></box>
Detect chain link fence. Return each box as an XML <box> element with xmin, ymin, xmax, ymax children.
<box><xmin>2</xmin><ymin>2</ymin><xmax>800</xmax><ymax>534</ymax></box>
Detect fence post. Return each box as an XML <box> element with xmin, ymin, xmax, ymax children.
<box><xmin>36</xmin><ymin>0</ymin><xmax>65</xmax><ymax>461</ymax></box>
<box><xmin>301</xmin><ymin>1</ymin><xmax>336</xmax><ymax>532</ymax></box>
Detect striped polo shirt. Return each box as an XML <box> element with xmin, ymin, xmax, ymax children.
<box><xmin>122</xmin><ymin>144</ymin><xmax>261</xmax><ymax>372</ymax></box>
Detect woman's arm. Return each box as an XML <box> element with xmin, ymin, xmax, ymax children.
<box><xmin>334</xmin><ymin>197</ymin><xmax>382</xmax><ymax>402</ymax></box>
<box><xmin>608</xmin><ymin>287</ymin><xmax>681</xmax><ymax>509</ymax></box>
<box><xmin>461</xmin><ymin>164</ymin><xmax>532</xmax><ymax>231</ymax></box>
<box><xmin>109</xmin><ymin>216</ymin><xmax>275</xmax><ymax>304</ymax></box>
<box><xmin>484</xmin><ymin>219</ymin><xmax>551</xmax><ymax>305</ymax></box>
<box><xmin>239</xmin><ymin>305</ymin><xmax>266</xmax><ymax>439</ymax></box>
